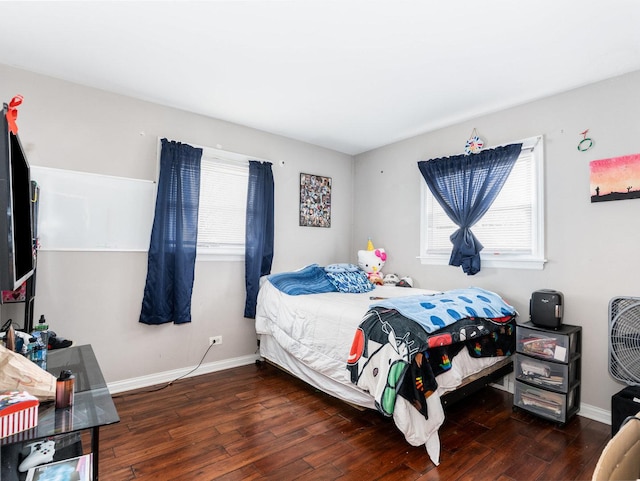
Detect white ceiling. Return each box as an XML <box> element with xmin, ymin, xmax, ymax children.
<box><xmin>1</xmin><ymin>1</ymin><xmax>639</xmax><ymax>155</ymax></box>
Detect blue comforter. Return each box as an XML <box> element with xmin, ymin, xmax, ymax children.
<box><xmin>266</xmin><ymin>264</ymin><xmax>337</xmax><ymax>295</ymax></box>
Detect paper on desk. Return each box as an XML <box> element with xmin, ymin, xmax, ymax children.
<box><xmin>0</xmin><ymin>344</ymin><xmax>56</xmax><ymax>401</ymax></box>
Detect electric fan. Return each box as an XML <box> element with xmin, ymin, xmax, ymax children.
<box><xmin>608</xmin><ymin>296</ymin><xmax>640</xmax><ymax>385</ymax></box>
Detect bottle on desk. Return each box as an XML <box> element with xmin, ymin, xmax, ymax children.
<box><xmin>29</xmin><ymin>315</ymin><xmax>49</xmax><ymax>370</ymax></box>
<box><xmin>56</xmin><ymin>370</ymin><xmax>75</xmax><ymax>409</ymax></box>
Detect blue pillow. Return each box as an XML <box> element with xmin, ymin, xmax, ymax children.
<box><xmin>326</xmin><ymin>270</ymin><xmax>374</xmax><ymax>293</ymax></box>
<box><xmin>325</xmin><ymin>263</ymin><xmax>360</xmax><ymax>273</ymax></box>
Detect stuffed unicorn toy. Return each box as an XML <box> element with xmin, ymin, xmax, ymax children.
<box><xmin>357</xmin><ymin>239</ymin><xmax>387</xmax><ymax>285</ymax></box>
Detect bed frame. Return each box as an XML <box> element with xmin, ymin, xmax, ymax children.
<box><xmin>440</xmin><ymin>356</ymin><xmax>513</xmax><ymax>407</ymax></box>
<box><xmin>256</xmin><ymin>335</ymin><xmax>514</xmax><ymax>411</ymax></box>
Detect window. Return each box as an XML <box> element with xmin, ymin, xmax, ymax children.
<box><xmin>419</xmin><ymin>135</ymin><xmax>545</xmax><ymax>270</ymax></box>
<box><xmin>197</xmin><ymin>148</ymin><xmax>250</xmax><ymax>261</ymax></box>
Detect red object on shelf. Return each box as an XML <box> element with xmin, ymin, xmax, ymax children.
<box><xmin>0</xmin><ymin>390</ymin><xmax>39</xmax><ymax>439</ymax></box>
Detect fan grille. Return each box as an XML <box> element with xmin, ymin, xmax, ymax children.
<box><xmin>609</xmin><ymin>297</ymin><xmax>640</xmax><ymax>386</ymax></box>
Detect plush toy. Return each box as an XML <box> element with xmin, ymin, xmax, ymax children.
<box><xmin>383</xmin><ymin>273</ymin><xmax>400</xmax><ymax>286</ymax></box>
<box><xmin>396</xmin><ymin>276</ymin><xmax>414</xmax><ymax>288</ymax></box>
<box><xmin>358</xmin><ymin>239</ymin><xmax>387</xmax><ymax>285</ymax></box>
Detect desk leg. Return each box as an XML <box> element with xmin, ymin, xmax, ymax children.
<box><xmin>91</xmin><ymin>426</ymin><xmax>100</xmax><ymax>481</ymax></box>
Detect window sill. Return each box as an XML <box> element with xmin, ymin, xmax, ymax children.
<box><xmin>197</xmin><ymin>247</ymin><xmax>244</xmax><ymax>262</ymax></box>
<box><xmin>418</xmin><ymin>255</ymin><xmax>546</xmax><ymax>270</ymax></box>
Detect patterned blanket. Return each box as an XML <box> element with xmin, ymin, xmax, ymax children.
<box><xmin>370</xmin><ymin>287</ymin><xmax>516</xmax><ymax>333</ymax></box>
<box><xmin>347</xmin><ymin>299</ymin><xmax>515</xmax><ymax>418</ymax></box>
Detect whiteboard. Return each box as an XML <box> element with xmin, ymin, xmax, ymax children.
<box><xmin>30</xmin><ymin>166</ymin><xmax>156</xmax><ymax>251</ymax></box>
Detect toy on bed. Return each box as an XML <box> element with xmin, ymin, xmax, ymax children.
<box><xmin>383</xmin><ymin>273</ymin><xmax>400</xmax><ymax>285</ymax></box>
<box><xmin>358</xmin><ymin>239</ymin><xmax>386</xmax><ymax>285</ymax></box>
<box><xmin>384</xmin><ymin>274</ymin><xmax>414</xmax><ymax>287</ymax></box>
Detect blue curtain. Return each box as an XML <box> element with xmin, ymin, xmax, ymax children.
<box><xmin>418</xmin><ymin>144</ymin><xmax>522</xmax><ymax>275</ymax></box>
<box><xmin>140</xmin><ymin>139</ymin><xmax>202</xmax><ymax>325</ymax></box>
<box><xmin>244</xmin><ymin>161</ymin><xmax>274</xmax><ymax>318</ymax></box>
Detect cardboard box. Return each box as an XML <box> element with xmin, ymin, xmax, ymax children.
<box><xmin>592</xmin><ymin>412</ymin><xmax>640</xmax><ymax>480</ymax></box>
<box><xmin>0</xmin><ymin>391</ymin><xmax>39</xmax><ymax>439</ymax></box>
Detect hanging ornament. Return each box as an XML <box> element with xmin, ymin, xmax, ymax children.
<box><xmin>577</xmin><ymin>129</ymin><xmax>593</xmax><ymax>152</ymax></box>
<box><xmin>465</xmin><ymin>128</ymin><xmax>484</xmax><ymax>155</ymax></box>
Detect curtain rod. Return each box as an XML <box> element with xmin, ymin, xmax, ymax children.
<box><xmin>520</xmin><ymin>135</ymin><xmax>542</xmax><ymax>152</ymax></box>
<box><xmin>487</xmin><ymin>135</ymin><xmax>542</xmax><ymax>153</ymax></box>
<box><xmin>158</xmin><ymin>137</ymin><xmax>272</xmax><ymax>165</ymax></box>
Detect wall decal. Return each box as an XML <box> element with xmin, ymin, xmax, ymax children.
<box><xmin>578</xmin><ymin>129</ymin><xmax>594</xmax><ymax>152</ymax></box>
<box><xmin>465</xmin><ymin>128</ymin><xmax>484</xmax><ymax>155</ymax></box>
<box><xmin>590</xmin><ymin>153</ymin><xmax>640</xmax><ymax>202</ymax></box>
<box><xmin>299</xmin><ymin>173</ymin><xmax>331</xmax><ymax>227</ymax></box>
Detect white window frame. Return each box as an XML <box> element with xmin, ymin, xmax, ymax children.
<box><xmin>419</xmin><ymin>135</ymin><xmax>546</xmax><ymax>270</ymax></box>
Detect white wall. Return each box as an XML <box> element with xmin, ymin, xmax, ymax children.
<box><xmin>0</xmin><ymin>64</ymin><xmax>353</xmax><ymax>384</ymax></box>
<box><xmin>353</xmin><ymin>70</ymin><xmax>640</xmax><ymax>414</ymax></box>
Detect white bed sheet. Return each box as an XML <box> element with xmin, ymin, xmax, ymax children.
<box><xmin>256</xmin><ymin>280</ymin><xmax>439</xmax><ymax>385</ymax></box>
<box><xmin>255</xmin><ymin>279</ymin><xmax>509</xmax><ymax>465</ymax></box>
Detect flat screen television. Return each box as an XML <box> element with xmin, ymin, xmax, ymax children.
<box><xmin>0</xmin><ymin>102</ymin><xmax>35</xmax><ymax>291</ymax></box>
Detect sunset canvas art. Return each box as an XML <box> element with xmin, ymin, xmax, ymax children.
<box><xmin>590</xmin><ymin>153</ymin><xmax>640</xmax><ymax>203</ymax></box>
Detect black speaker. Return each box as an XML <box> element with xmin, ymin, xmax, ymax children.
<box><xmin>612</xmin><ymin>386</ymin><xmax>640</xmax><ymax>436</ymax></box>
<box><xmin>530</xmin><ymin>289</ymin><xmax>564</xmax><ymax>329</ymax></box>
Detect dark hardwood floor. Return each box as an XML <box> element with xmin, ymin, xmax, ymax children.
<box><xmin>97</xmin><ymin>362</ymin><xmax>609</xmax><ymax>480</ymax></box>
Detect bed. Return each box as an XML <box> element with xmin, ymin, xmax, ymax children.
<box><xmin>254</xmin><ymin>265</ymin><xmax>516</xmax><ymax>465</ymax></box>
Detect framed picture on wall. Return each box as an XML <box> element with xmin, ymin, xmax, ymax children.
<box><xmin>590</xmin><ymin>153</ymin><xmax>640</xmax><ymax>202</ymax></box>
<box><xmin>299</xmin><ymin>173</ymin><xmax>331</xmax><ymax>227</ymax></box>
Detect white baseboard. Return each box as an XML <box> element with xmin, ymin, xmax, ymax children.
<box><xmin>578</xmin><ymin>403</ymin><xmax>611</xmax><ymax>425</ymax></box>
<box><xmin>107</xmin><ymin>353</ymin><xmax>261</xmax><ymax>394</ymax></box>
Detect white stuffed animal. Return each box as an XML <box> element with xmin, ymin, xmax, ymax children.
<box><xmin>383</xmin><ymin>274</ymin><xmax>400</xmax><ymax>286</ymax></box>
<box><xmin>357</xmin><ymin>239</ymin><xmax>387</xmax><ymax>285</ymax></box>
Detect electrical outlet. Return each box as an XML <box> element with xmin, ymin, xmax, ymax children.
<box><xmin>209</xmin><ymin>336</ymin><xmax>222</xmax><ymax>346</ymax></box>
